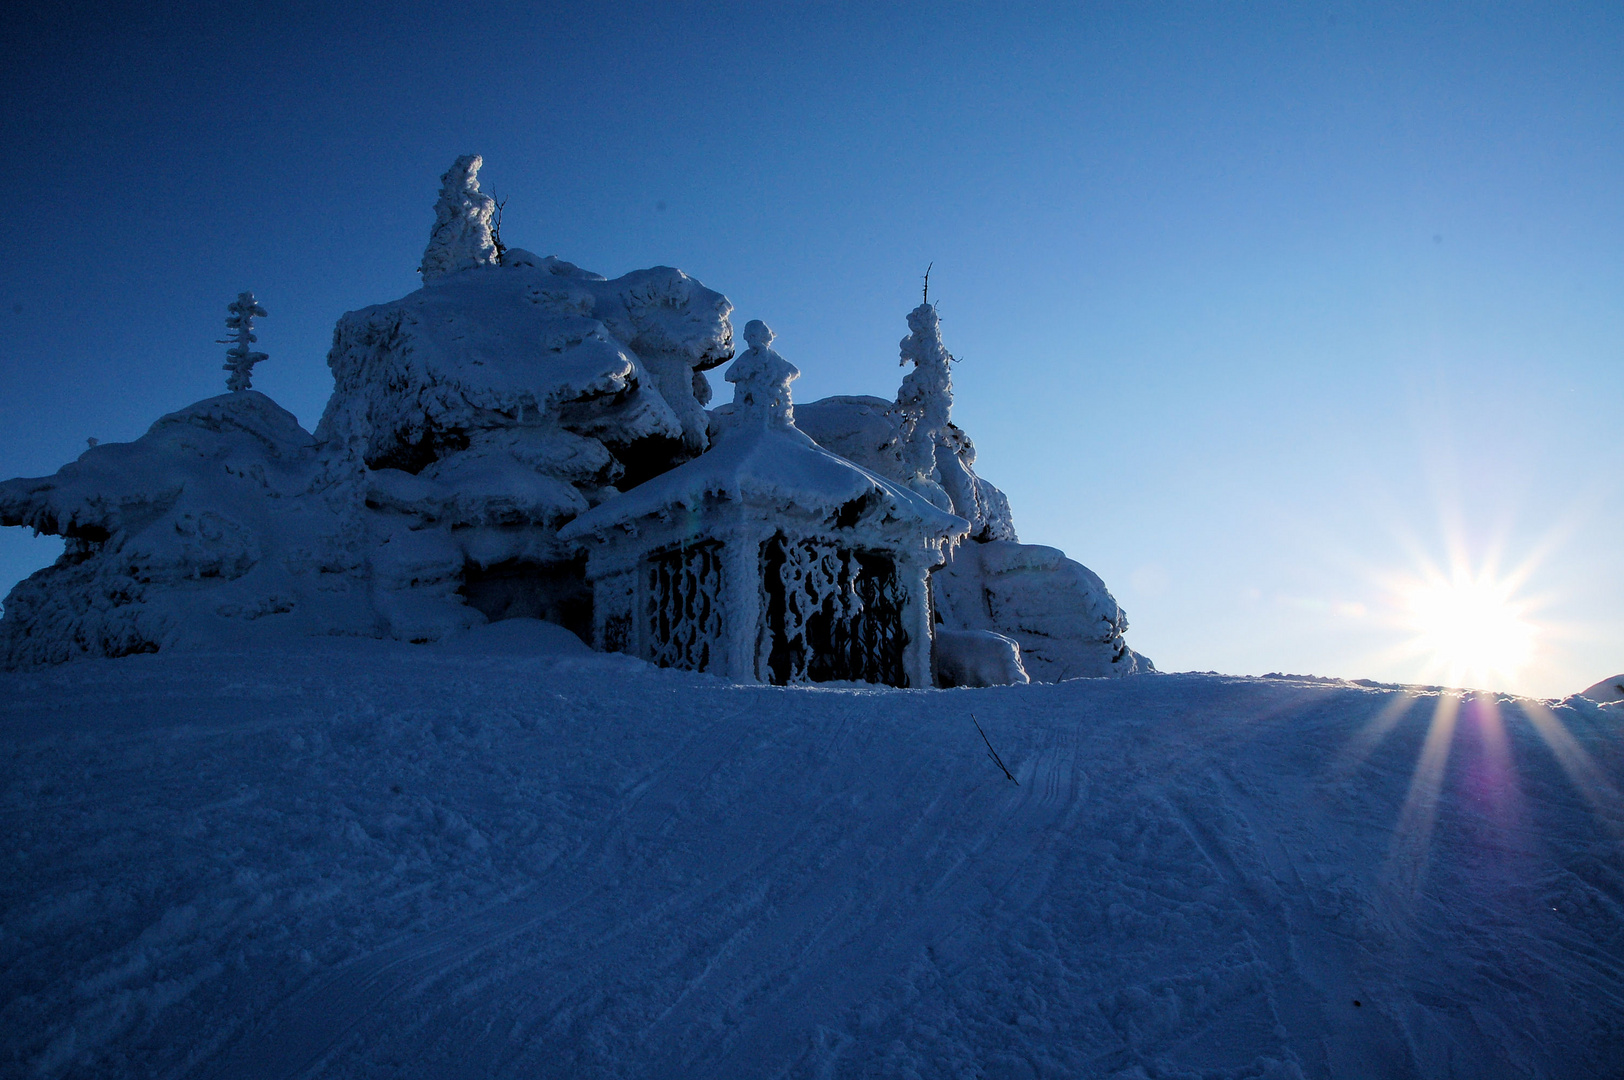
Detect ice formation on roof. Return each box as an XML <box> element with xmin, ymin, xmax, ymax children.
<box><xmin>724</xmin><ymin>320</ymin><xmax>799</xmax><ymax>426</ymax></box>
<box><xmin>220</xmin><ymin>292</ymin><xmax>268</xmax><ymax>392</ymax></box>
<box><xmin>419</xmin><ymin>155</ymin><xmax>499</xmax><ymax>283</ymax></box>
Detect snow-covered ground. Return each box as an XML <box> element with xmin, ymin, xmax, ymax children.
<box><xmin>3</xmin><ymin>626</ymin><xmax>1621</xmax><ymax>1079</ymax></box>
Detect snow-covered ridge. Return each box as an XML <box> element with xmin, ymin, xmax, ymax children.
<box><xmin>0</xmin><ymin>156</ymin><xmax>1144</xmax><ymax>684</ymax></box>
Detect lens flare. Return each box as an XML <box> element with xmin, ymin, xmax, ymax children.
<box><xmin>1401</xmin><ymin>568</ymin><xmax>1537</xmax><ymax>689</ymax></box>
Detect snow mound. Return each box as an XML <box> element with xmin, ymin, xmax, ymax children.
<box><xmin>933</xmin><ymin>539</ymin><xmax>1151</xmax><ymax>680</ymax></box>
<box><xmin>0</xmin><ymin>392</ymin><xmax>380</xmax><ymax>666</ymax></box>
<box><xmin>932</xmin><ymin>627</ymin><xmax>1030</xmax><ymax>687</ymax></box>
<box><xmin>4</xmin><ymin>647</ymin><xmax>1620</xmax><ymax>1077</ymax></box>
<box><xmin>1579</xmin><ymin>674</ymin><xmax>1624</xmax><ymax>703</ymax></box>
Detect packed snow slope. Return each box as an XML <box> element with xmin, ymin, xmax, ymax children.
<box><xmin>3</xmin><ymin>628</ymin><xmax>1622</xmax><ymax>1079</ymax></box>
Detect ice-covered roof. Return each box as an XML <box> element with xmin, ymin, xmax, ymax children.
<box><xmin>561</xmin><ymin>321</ymin><xmax>967</xmax><ymax>542</ymax></box>
<box><xmin>559</xmin><ymin>417</ymin><xmax>968</xmax><ymax>541</ymax></box>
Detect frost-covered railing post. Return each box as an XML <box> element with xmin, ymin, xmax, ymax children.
<box><xmin>221</xmin><ymin>292</ymin><xmax>269</xmax><ymax>392</ymax></box>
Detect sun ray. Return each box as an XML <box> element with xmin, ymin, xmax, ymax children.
<box><xmin>1383</xmin><ymin>692</ymin><xmax>1461</xmax><ymax>901</ymax></box>
<box><xmin>1517</xmin><ymin>699</ymin><xmax>1624</xmax><ymax>844</ymax></box>
<box><xmin>1333</xmin><ymin>690</ymin><xmax>1421</xmax><ymax>778</ymax></box>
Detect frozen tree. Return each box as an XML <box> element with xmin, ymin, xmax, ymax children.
<box><xmin>221</xmin><ymin>291</ymin><xmax>269</xmax><ymax>392</ymax></box>
<box><xmin>419</xmin><ymin>154</ymin><xmax>499</xmax><ymax>282</ymax></box>
<box><xmin>895</xmin><ymin>301</ymin><xmax>953</xmax><ymax>483</ymax></box>
<box><xmin>725</xmin><ymin>320</ymin><xmax>799</xmax><ymax>426</ymax></box>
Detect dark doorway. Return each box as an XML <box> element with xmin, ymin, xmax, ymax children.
<box><xmin>460</xmin><ymin>555</ymin><xmax>592</xmax><ymax>643</ymax></box>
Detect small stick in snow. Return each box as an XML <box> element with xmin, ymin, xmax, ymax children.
<box><xmin>971</xmin><ymin>713</ymin><xmax>1017</xmax><ymax>785</ymax></box>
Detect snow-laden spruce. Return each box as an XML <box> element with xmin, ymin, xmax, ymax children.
<box><xmin>220</xmin><ymin>291</ymin><xmax>268</xmax><ymax>392</ymax></box>
<box><xmin>419</xmin><ymin>154</ymin><xmax>499</xmax><ymax>282</ymax></box>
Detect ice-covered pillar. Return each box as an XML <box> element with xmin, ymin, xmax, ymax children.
<box><xmin>721</xmin><ymin>523</ymin><xmax>765</xmax><ymax>681</ymax></box>
<box><xmin>419</xmin><ymin>155</ymin><xmax>499</xmax><ymax>282</ymax></box>
<box><xmin>899</xmin><ymin>550</ymin><xmax>937</xmax><ymax>689</ymax></box>
<box><xmin>717</xmin><ymin>322</ymin><xmax>799</xmax><ymax>682</ymax></box>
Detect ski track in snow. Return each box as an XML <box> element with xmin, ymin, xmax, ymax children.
<box><xmin>2</xmin><ymin>640</ymin><xmax>1622</xmax><ymax>1078</ymax></box>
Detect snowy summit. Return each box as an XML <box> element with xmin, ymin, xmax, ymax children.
<box><xmin>0</xmin><ymin>156</ymin><xmax>1145</xmax><ymax>686</ymax></box>
<box><xmin>3</xmin><ymin>157</ymin><xmax>1618</xmax><ymax>1080</ymax></box>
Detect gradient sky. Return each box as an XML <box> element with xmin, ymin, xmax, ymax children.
<box><xmin>2</xmin><ymin>1</ymin><xmax>1619</xmax><ymax>696</ymax></box>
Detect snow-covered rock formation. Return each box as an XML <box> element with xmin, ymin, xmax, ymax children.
<box><xmin>0</xmin><ymin>157</ymin><xmax>1149</xmax><ymax>681</ymax></box>
<box><xmin>0</xmin><ymin>393</ymin><xmax>373</xmax><ymax>666</ymax></box>
<box><xmin>1</xmin><ymin>158</ymin><xmax>737</xmax><ymax>661</ymax></box>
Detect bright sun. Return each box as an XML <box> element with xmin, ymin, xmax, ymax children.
<box><xmin>1401</xmin><ymin>568</ymin><xmax>1538</xmax><ymax>690</ymax></box>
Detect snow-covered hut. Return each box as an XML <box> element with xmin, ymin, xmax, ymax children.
<box><xmin>560</xmin><ymin>322</ymin><xmax>968</xmax><ymax>686</ymax></box>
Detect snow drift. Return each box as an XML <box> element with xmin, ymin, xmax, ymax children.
<box><xmin>2</xmin><ymin>641</ymin><xmax>1620</xmax><ymax>1077</ymax></box>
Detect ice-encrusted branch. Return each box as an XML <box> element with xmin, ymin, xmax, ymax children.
<box><xmin>725</xmin><ymin>320</ymin><xmax>800</xmax><ymax>427</ymax></box>
<box><xmin>220</xmin><ymin>291</ymin><xmax>269</xmax><ymax>392</ymax></box>
<box><xmin>419</xmin><ymin>154</ymin><xmax>499</xmax><ymax>282</ymax></box>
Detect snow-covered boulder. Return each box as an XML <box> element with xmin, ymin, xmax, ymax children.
<box><xmin>319</xmin><ymin>254</ymin><xmax>731</xmax><ymax>506</ymax></box>
<box><xmin>319</xmin><ymin>185</ymin><xmax>735</xmax><ymax>594</ymax></box>
<box><xmin>0</xmin><ymin>393</ymin><xmax>382</xmax><ymax>666</ymax></box>
<box><xmin>793</xmin><ymin>394</ymin><xmax>1146</xmax><ymax>681</ymax></box>
<box><xmin>931</xmin><ymin>539</ymin><xmax>1151</xmax><ymax>681</ymax></box>
<box><xmin>1578</xmin><ymin>675</ymin><xmax>1624</xmax><ymax>703</ymax></box>
<box><xmin>932</xmin><ymin>628</ymin><xmax>1030</xmax><ymax>688</ymax></box>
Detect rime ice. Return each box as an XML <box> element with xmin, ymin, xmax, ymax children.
<box><xmin>419</xmin><ymin>154</ymin><xmax>499</xmax><ymax>282</ymax></box>
<box><xmin>1</xmin><ymin>156</ymin><xmax>1145</xmax><ymax>684</ymax></box>
<box><xmin>220</xmin><ymin>291</ymin><xmax>268</xmax><ymax>392</ymax></box>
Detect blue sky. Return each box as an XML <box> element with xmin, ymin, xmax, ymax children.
<box><xmin>1</xmin><ymin>1</ymin><xmax>1619</xmax><ymax>695</ymax></box>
